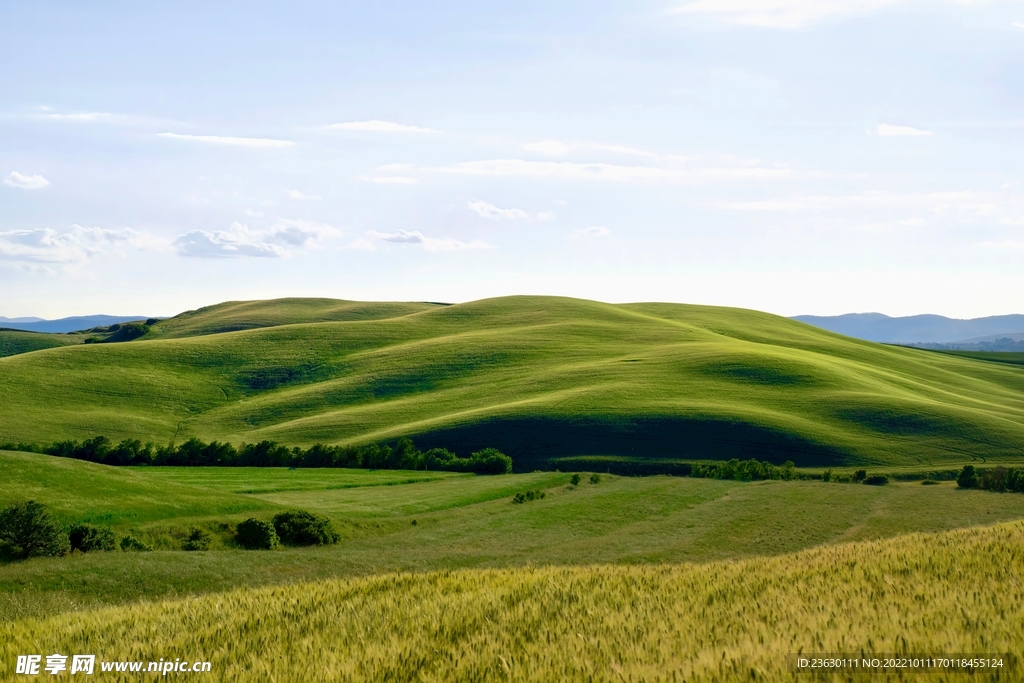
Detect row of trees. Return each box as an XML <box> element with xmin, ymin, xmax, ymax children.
<box><xmin>690</xmin><ymin>458</ymin><xmax>798</xmax><ymax>481</ymax></box>
<box><xmin>957</xmin><ymin>465</ymin><xmax>1024</xmax><ymax>493</ymax></box>
<box><xmin>9</xmin><ymin>436</ymin><xmax>513</xmax><ymax>475</ymax></box>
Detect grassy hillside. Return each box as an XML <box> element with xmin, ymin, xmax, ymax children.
<box><xmin>3</xmin><ymin>522</ymin><xmax>1021</xmax><ymax>682</ymax></box>
<box><xmin>0</xmin><ymin>329</ymin><xmax>83</xmax><ymax>358</ymax></box>
<box><xmin>6</xmin><ymin>451</ymin><xmax>1024</xmax><ymax>621</ymax></box>
<box><xmin>1</xmin><ymin>296</ymin><xmax>1023</xmax><ymax>466</ymax></box>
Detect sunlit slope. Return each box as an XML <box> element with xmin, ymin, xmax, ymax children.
<box><xmin>3</xmin><ymin>523</ymin><xmax>1021</xmax><ymax>682</ymax></box>
<box><xmin>0</xmin><ymin>329</ymin><xmax>82</xmax><ymax>358</ymax></box>
<box><xmin>146</xmin><ymin>297</ymin><xmax>443</xmax><ymax>339</ymax></box>
<box><xmin>1</xmin><ymin>296</ymin><xmax>1023</xmax><ymax>465</ymax></box>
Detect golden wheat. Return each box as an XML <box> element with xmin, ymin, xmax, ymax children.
<box><xmin>3</xmin><ymin>522</ymin><xmax>1023</xmax><ymax>681</ymax></box>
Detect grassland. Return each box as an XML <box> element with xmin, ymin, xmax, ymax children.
<box><xmin>1</xmin><ymin>297</ymin><xmax>1023</xmax><ymax>467</ymax></box>
<box><xmin>6</xmin><ymin>450</ymin><xmax>1024</xmax><ymax>624</ymax></box>
<box><xmin>0</xmin><ymin>329</ymin><xmax>84</xmax><ymax>358</ymax></box>
<box><xmin>2</xmin><ymin>521</ymin><xmax>1021</xmax><ymax>682</ymax></box>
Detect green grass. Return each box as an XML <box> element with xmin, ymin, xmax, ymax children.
<box><xmin>0</xmin><ymin>329</ymin><xmax>85</xmax><ymax>358</ymax></box>
<box><xmin>1</xmin><ymin>296</ymin><xmax>1023</xmax><ymax>467</ymax></box>
<box><xmin>5</xmin><ymin>451</ymin><xmax>1024</xmax><ymax>622</ymax></box>
<box><xmin>3</xmin><ymin>522</ymin><xmax>1022</xmax><ymax>682</ymax></box>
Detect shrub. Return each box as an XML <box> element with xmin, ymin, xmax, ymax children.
<box><xmin>853</xmin><ymin>469</ymin><xmax>867</xmax><ymax>482</ymax></box>
<box><xmin>821</xmin><ymin>469</ymin><xmax>832</xmax><ymax>482</ymax></box>
<box><xmin>957</xmin><ymin>465</ymin><xmax>978</xmax><ymax>489</ymax></box>
<box><xmin>980</xmin><ymin>466</ymin><xmax>1008</xmax><ymax>492</ymax></box>
<box><xmin>0</xmin><ymin>501</ymin><xmax>70</xmax><ymax>559</ymax></box>
<box><xmin>272</xmin><ymin>510</ymin><xmax>339</xmax><ymax>546</ymax></box>
<box><xmin>921</xmin><ymin>479</ymin><xmax>939</xmax><ymax>486</ymax></box>
<box><xmin>182</xmin><ymin>527</ymin><xmax>211</xmax><ymax>551</ymax></box>
<box><xmin>236</xmin><ymin>518</ymin><xmax>279</xmax><ymax>550</ymax></box>
<box><xmin>512</xmin><ymin>490</ymin><xmax>545</xmax><ymax>504</ymax></box>
<box><xmin>863</xmin><ymin>475</ymin><xmax>888</xmax><ymax>486</ymax></box>
<box><xmin>468</xmin><ymin>448</ymin><xmax>513</xmax><ymax>474</ymax></box>
<box><xmin>569</xmin><ymin>474</ymin><xmax>581</xmax><ymax>486</ymax></box>
<box><xmin>68</xmin><ymin>524</ymin><xmax>118</xmax><ymax>552</ymax></box>
<box><xmin>119</xmin><ymin>535</ymin><xmax>152</xmax><ymax>552</ymax></box>
<box><xmin>590</xmin><ymin>473</ymin><xmax>601</xmax><ymax>484</ymax></box>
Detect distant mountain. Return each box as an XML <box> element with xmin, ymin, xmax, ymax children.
<box><xmin>791</xmin><ymin>313</ymin><xmax>1024</xmax><ymax>344</ymax></box>
<box><xmin>0</xmin><ymin>315</ymin><xmax>152</xmax><ymax>334</ymax></box>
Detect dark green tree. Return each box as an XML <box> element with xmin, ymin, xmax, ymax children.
<box><xmin>0</xmin><ymin>501</ymin><xmax>70</xmax><ymax>559</ymax></box>
<box><xmin>957</xmin><ymin>465</ymin><xmax>979</xmax><ymax>489</ymax></box>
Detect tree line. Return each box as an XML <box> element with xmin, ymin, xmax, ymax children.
<box><xmin>2</xmin><ymin>436</ymin><xmax>513</xmax><ymax>475</ymax></box>
<box><xmin>957</xmin><ymin>465</ymin><xmax>1024</xmax><ymax>493</ymax></box>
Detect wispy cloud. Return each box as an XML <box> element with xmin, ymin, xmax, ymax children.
<box><xmin>572</xmin><ymin>226</ymin><xmax>611</xmax><ymax>237</ymax></box>
<box><xmin>875</xmin><ymin>123</ymin><xmax>932</xmax><ymax>137</ymax></box>
<box><xmin>359</xmin><ymin>175</ymin><xmax>419</xmax><ymax>184</ymax></box>
<box><xmin>4</xmin><ymin>171</ymin><xmax>50</xmax><ymax>190</ymax></box>
<box><xmin>173</xmin><ymin>219</ymin><xmax>341</xmax><ymax>258</ymax></box>
<box><xmin>668</xmin><ymin>0</ymin><xmax>904</xmax><ymax>29</ymax></box>
<box><xmin>287</xmin><ymin>190</ymin><xmax>321</xmax><ymax>200</ymax></box>
<box><xmin>327</xmin><ymin>120</ymin><xmax>437</xmax><ymax>133</ymax></box>
<box><xmin>157</xmin><ymin>132</ymin><xmax>294</xmax><ymax>148</ymax></box>
<box><xmin>522</xmin><ymin>140</ymin><xmax>658</xmax><ymax>159</ymax></box>
<box><xmin>433</xmin><ymin>159</ymin><xmax>793</xmax><ymax>184</ymax></box>
<box><xmin>0</xmin><ymin>225</ymin><xmax>161</xmax><ymax>263</ymax></box>
<box><xmin>467</xmin><ymin>200</ymin><xmax>530</xmax><ymax>220</ymax></box>
<box><xmin>368</xmin><ymin>229</ymin><xmax>492</xmax><ymax>252</ymax></box>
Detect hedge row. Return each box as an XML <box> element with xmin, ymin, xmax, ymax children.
<box><xmin>2</xmin><ymin>437</ymin><xmax>512</xmax><ymax>475</ymax></box>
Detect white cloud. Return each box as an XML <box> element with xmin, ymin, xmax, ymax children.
<box><xmin>974</xmin><ymin>240</ymin><xmax>1024</xmax><ymax>249</ymax></box>
<box><xmin>1013</xmin><ymin>22</ymin><xmax>1024</xmax><ymax>29</ymax></box>
<box><xmin>0</xmin><ymin>225</ymin><xmax>162</xmax><ymax>263</ymax></box>
<box><xmin>536</xmin><ymin>211</ymin><xmax>556</xmax><ymax>222</ymax></box>
<box><xmin>157</xmin><ymin>132</ymin><xmax>294</xmax><ymax>148</ymax></box>
<box><xmin>368</xmin><ymin>229</ymin><xmax>493</xmax><ymax>252</ymax></box>
<box><xmin>876</xmin><ymin>123</ymin><xmax>932</xmax><ymax>137</ymax></box>
<box><xmin>433</xmin><ymin>158</ymin><xmax>792</xmax><ymax>184</ymax></box>
<box><xmin>40</xmin><ymin>112</ymin><xmax>111</xmax><ymax>122</ymax></box>
<box><xmin>572</xmin><ymin>226</ymin><xmax>612</xmax><ymax>237</ymax></box>
<box><xmin>467</xmin><ymin>200</ymin><xmax>530</xmax><ymax>220</ymax></box>
<box><xmin>327</xmin><ymin>120</ymin><xmax>437</xmax><ymax>133</ymax></box>
<box><xmin>287</xmin><ymin>190</ymin><xmax>321</xmax><ymax>200</ymax></box>
<box><xmin>669</xmin><ymin>0</ymin><xmax>905</xmax><ymax>29</ymax></box>
<box><xmin>173</xmin><ymin>219</ymin><xmax>341</xmax><ymax>258</ymax></box>
<box><xmin>359</xmin><ymin>175</ymin><xmax>419</xmax><ymax>184</ymax></box>
<box><xmin>377</xmin><ymin>164</ymin><xmax>416</xmax><ymax>172</ymax></box>
<box><xmin>347</xmin><ymin>238</ymin><xmax>378</xmax><ymax>251</ymax></box>
<box><xmin>5</xmin><ymin>171</ymin><xmax>50</xmax><ymax>190</ymax></box>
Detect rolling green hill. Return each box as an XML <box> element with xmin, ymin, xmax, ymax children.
<box><xmin>1</xmin><ymin>296</ymin><xmax>1023</xmax><ymax>467</ymax></box>
<box><xmin>0</xmin><ymin>329</ymin><xmax>84</xmax><ymax>358</ymax></box>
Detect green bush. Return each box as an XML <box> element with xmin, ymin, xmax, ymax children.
<box><xmin>0</xmin><ymin>501</ymin><xmax>69</xmax><ymax>559</ymax></box>
<box><xmin>272</xmin><ymin>510</ymin><xmax>339</xmax><ymax>546</ymax></box>
<box><xmin>590</xmin><ymin>473</ymin><xmax>601</xmax><ymax>484</ymax></box>
<box><xmin>182</xmin><ymin>527</ymin><xmax>211</xmax><ymax>551</ymax></box>
<box><xmin>569</xmin><ymin>474</ymin><xmax>581</xmax><ymax>486</ymax></box>
<box><xmin>68</xmin><ymin>524</ymin><xmax>118</xmax><ymax>552</ymax></box>
<box><xmin>236</xmin><ymin>518</ymin><xmax>279</xmax><ymax>550</ymax></box>
<box><xmin>853</xmin><ymin>469</ymin><xmax>867</xmax><ymax>482</ymax></box>
<box><xmin>512</xmin><ymin>490</ymin><xmax>545</xmax><ymax>504</ymax></box>
<box><xmin>957</xmin><ymin>465</ymin><xmax>979</xmax><ymax>489</ymax></box>
<box><xmin>862</xmin><ymin>475</ymin><xmax>888</xmax><ymax>486</ymax></box>
<box><xmin>119</xmin><ymin>535</ymin><xmax>152</xmax><ymax>552</ymax></box>
<box><xmin>921</xmin><ymin>479</ymin><xmax>940</xmax><ymax>486</ymax></box>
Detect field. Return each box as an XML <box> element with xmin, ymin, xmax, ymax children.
<box><xmin>6</xmin><ymin>450</ymin><xmax>1024</xmax><ymax>627</ymax></box>
<box><xmin>1</xmin><ymin>297</ymin><xmax>1024</xmax><ymax>467</ymax></box>
<box><xmin>2</xmin><ymin>517</ymin><xmax>1021</xmax><ymax>681</ymax></box>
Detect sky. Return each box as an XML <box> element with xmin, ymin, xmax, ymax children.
<box><xmin>2</xmin><ymin>0</ymin><xmax>1024</xmax><ymax>319</ymax></box>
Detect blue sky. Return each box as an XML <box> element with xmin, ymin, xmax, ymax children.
<box><xmin>2</xmin><ymin>0</ymin><xmax>1023</xmax><ymax>318</ymax></box>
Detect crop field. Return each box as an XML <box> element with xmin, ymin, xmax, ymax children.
<box><xmin>2</xmin><ymin>521</ymin><xmax>1021</xmax><ymax>682</ymax></box>
<box><xmin>1</xmin><ymin>297</ymin><xmax>1023</xmax><ymax>466</ymax></box>
<box><xmin>5</xmin><ymin>450</ymin><xmax>1024</xmax><ymax>626</ymax></box>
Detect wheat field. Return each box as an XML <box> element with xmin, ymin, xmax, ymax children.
<box><xmin>3</xmin><ymin>522</ymin><xmax>1021</xmax><ymax>682</ymax></box>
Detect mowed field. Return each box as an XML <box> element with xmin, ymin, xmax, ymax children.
<box><xmin>2</xmin><ymin>297</ymin><xmax>1024</xmax><ymax>466</ymax></box>
<box><xmin>6</xmin><ymin>450</ymin><xmax>1024</xmax><ymax>626</ymax></box>
<box><xmin>2</xmin><ymin>455</ymin><xmax>1022</xmax><ymax>682</ymax></box>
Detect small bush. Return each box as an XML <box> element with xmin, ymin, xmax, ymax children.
<box><xmin>957</xmin><ymin>465</ymin><xmax>978</xmax><ymax>489</ymax></box>
<box><xmin>236</xmin><ymin>518</ymin><xmax>279</xmax><ymax>550</ymax></box>
<box><xmin>119</xmin><ymin>535</ymin><xmax>152</xmax><ymax>552</ymax></box>
<box><xmin>0</xmin><ymin>501</ymin><xmax>70</xmax><ymax>559</ymax></box>
<box><xmin>182</xmin><ymin>527</ymin><xmax>211</xmax><ymax>551</ymax></box>
<box><xmin>821</xmin><ymin>469</ymin><xmax>832</xmax><ymax>482</ymax></box>
<box><xmin>590</xmin><ymin>473</ymin><xmax>601</xmax><ymax>484</ymax></box>
<box><xmin>921</xmin><ymin>479</ymin><xmax>940</xmax><ymax>486</ymax></box>
<box><xmin>863</xmin><ymin>475</ymin><xmax>888</xmax><ymax>486</ymax></box>
<box><xmin>853</xmin><ymin>469</ymin><xmax>867</xmax><ymax>482</ymax></box>
<box><xmin>272</xmin><ymin>510</ymin><xmax>339</xmax><ymax>546</ymax></box>
<box><xmin>512</xmin><ymin>490</ymin><xmax>545</xmax><ymax>504</ymax></box>
<box><xmin>68</xmin><ymin>524</ymin><xmax>117</xmax><ymax>552</ymax></box>
<box><xmin>569</xmin><ymin>474</ymin><xmax>581</xmax><ymax>486</ymax></box>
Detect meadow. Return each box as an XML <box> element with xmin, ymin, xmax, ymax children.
<box><xmin>6</xmin><ymin>450</ymin><xmax>1024</xmax><ymax>626</ymax></box>
<box><xmin>2</xmin><ymin>521</ymin><xmax>1021</xmax><ymax>682</ymax></box>
<box><xmin>1</xmin><ymin>297</ymin><xmax>1023</xmax><ymax>469</ymax></box>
